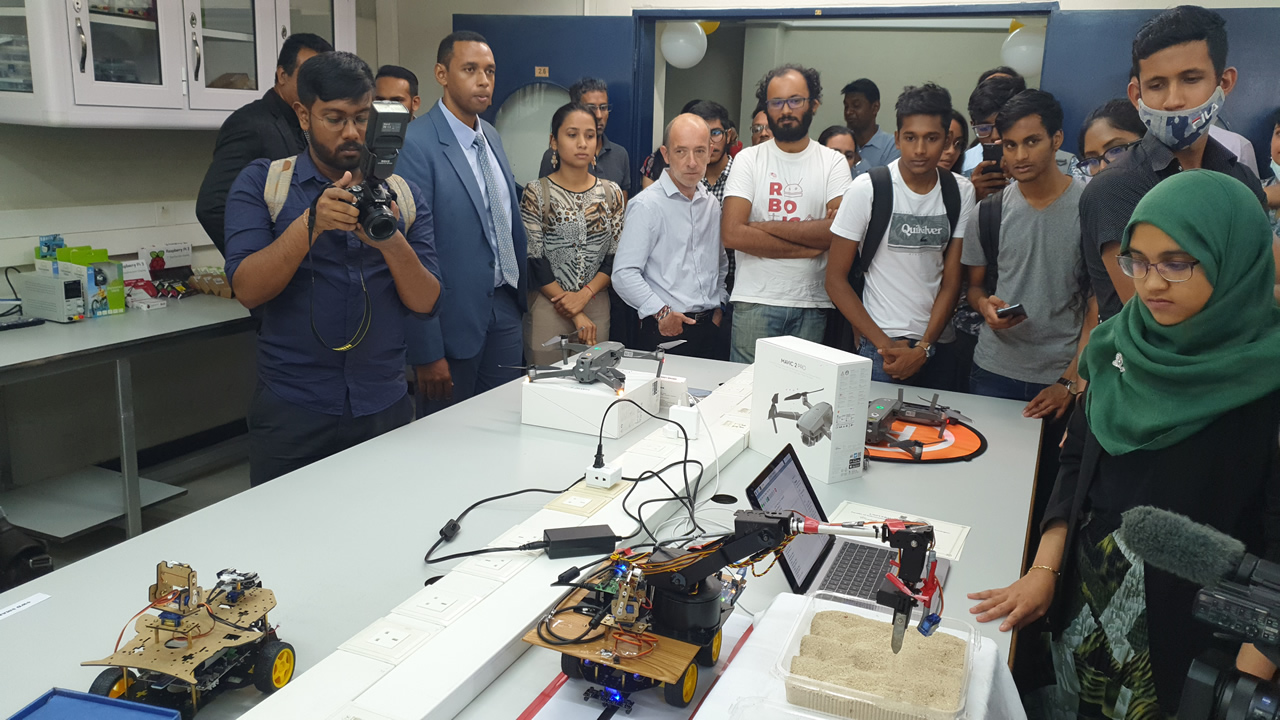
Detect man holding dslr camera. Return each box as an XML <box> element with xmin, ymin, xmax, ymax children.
<box><xmin>224</xmin><ymin>52</ymin><xmax>442</xmax><ymax>486</ymax></box>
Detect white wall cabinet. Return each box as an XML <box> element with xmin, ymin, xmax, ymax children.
<box><xmin>0</xmin><ymin>0</ymin><xmax>354</xmax><ymax>129</ymax></box>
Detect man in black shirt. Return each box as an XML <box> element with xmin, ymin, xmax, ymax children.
<box><xmin>1081</xmin><ymin>5</ymin><xmax>1271</xmax><ymax>321</ymax></box>
<box><xmin>196</xmin><ymin>33</ymin><xmax>333</xmax><ymax>254</ymax></box>
<box><xmin>538</xmin><ymin>77</ymin><xmax>632</xmax><ymax>198</ymax></box>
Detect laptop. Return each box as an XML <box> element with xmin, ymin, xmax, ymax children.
<box><xmin>746</xmin><ymin>444</ymin><xmax>950</xmax><ymax>600</ymax></box>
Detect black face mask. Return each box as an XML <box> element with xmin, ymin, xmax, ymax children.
<box><xmin>769</xmin><ymin>106</ymin><xmax>815</xmax><ymax>144</ymax></box>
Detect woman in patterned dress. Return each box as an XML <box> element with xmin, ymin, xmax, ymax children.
<box><xmin>521</xmin><ymin>102</ymin><xmax>625</xmax><ymax>366</ymax></box>
<box><xmin>968</xmin><ymin>171</ymin><xmax>1280</xmax><ymax>717</ymax></box>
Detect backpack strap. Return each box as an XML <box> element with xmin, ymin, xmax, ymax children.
<box><xmin>539</xmin><ymin>176</ymin><xmax>551</xmax><ymax>222</ymax></box>
<box><xmin>978</xmin><ymin>191</ymin><xmax>1004</xmax><ymax>295</ymax></box>
<box><xmin>859</xmin><ymin>165</ymin><xmax>895</xmax><ymax>275</ymax></box>
<box><xmin>938</xmin><ymin>169</ymin><xmax>961</xmax><ymax>241</ymax></box>
<box><xmin>384</xmin><ymin>174</ymin><xmax>416</xmax><ymax>231</ymax></box>
<box><xmin>264</xmin><ymin>156</ymin><xmax>297</xmax><ymax>224</ymax></box>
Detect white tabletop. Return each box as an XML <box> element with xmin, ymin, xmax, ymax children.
<box><xmin>0</xmin><ymin>356</ymin><xmax>1040</xmax><ymax>719</ymax></box>
<box><xmin>0</xmin><ymin>295</ymin><xmax>251</xmax><ymax>377</ymax></box>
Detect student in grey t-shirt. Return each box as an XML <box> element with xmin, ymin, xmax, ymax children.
<box><xmin>961</xmin><ymin>90</ymin><xmax>1097</xmax><ymax>422</ymax></box>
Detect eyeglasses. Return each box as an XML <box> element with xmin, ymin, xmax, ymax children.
<box><xmin>750</xmin><ymin>124</ymin><xmax>767</xmax><ymax>134</ymax></box>
<box><xmin>709</xmin><ymin>128</ymin><xmax>725</xmax><ymax>139</ymax></box>
<box><xmin>313</xmin><ymin>113</ymin><xmax>369</xmax><ymax>131</ymax></box>
<box><xmin>583</xmin><ymin>103</ymin><xmax>611</xmax><ymax>114</ymax></box>
<box><xmin>973</xmin><ymin>123</ymin><xmax>995</xmax><ymax>139</ymax></box>
<box><xmin>766</xmin><ymin>97</ymin><xmax>810</xmax><ymax>111</ymax></box>
<box><xmin>1116</xmin><ymin>255</ymin><xmax>1201</xmax><ymax>282</ymax></box>
<box><xmin>1075</xmin><ymin>142</ymin><xmax>1139</xmax><ymax>177</ymax></box>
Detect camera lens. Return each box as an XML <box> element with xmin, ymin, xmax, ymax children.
<box><xmin>363</xmin><ymin>207</ymin><xmax>398</xmax><ymax>241</ymax></box>
<box><xmin>1216</xmin><ymin>670</ymin><xmax>1280</xmax><ymax>720</ymax></box>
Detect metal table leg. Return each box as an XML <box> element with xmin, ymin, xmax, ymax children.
<box><xmin>115</xmin><ymin>357</ymin><xmax>142</xmax><ymax>537</ymax></box>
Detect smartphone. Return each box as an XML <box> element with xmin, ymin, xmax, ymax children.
<box><xmin>995</xmin><ymin>303</ymin><xmax>1027</xmax><ymax>319</ymax></box>
<box><xmin>981</xmin><ymin>143</ymin><xmax>1004</xmax><ymax>174</ymax></box>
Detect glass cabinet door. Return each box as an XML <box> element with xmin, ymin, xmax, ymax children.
<box><xmin>0</xmin><ymin>0</ymin><xmax>33</xmax><ymax>94</ymax></box>
<box><xmin>184</xmin><ymin>0</ymin><xmax>275</xmax><ymax>111</ymax></box>
<box><xmin>274</xmin><ymin>0</ymin><xmax>354</xmax><ymax>57</ymax></box>
<box><xmin>65</xmin><ymin>0</ymin><xmax>184</xmax><ymax>108</ymax></box>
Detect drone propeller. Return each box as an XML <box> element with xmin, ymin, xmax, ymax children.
<box><xmin>540</xmin><ymin>328</ymin><xmax>582</xmax><ymax>348</ymax></box>
<box><xmin>655</xmin><ymin>339</ymin><xmax>687</xmax><ymax>352</ymax></box>
<box><xmin>769</xmin><ymin>393</ymin><xmax>780</xmax><ymax>433</ymax></box>
<box><xmin>499</xmin><ymin>364</ymin><xmax>562</xmax><ymax>373</ymax></box>
<box><xmin>784</xmin><ymin>388</ymin><xmax>824</xmax><ymax>402</ymax></box>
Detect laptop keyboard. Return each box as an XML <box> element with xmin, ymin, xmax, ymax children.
<box><xmin>817</xmin><ymin>542</ymin><xmax>896</xmax><ymax>600</ymax></box>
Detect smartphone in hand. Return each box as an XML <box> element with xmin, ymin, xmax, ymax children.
<box><xmin>981</xmin><ymin>143</ymin><xmax>1005</xmax><ymax>174</ymax></box>
<box><xmin>995</xmin><ymin>303</ymin><xmax>1027</xmax><ymax>319</ymax></box>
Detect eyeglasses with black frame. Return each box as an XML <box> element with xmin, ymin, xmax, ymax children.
<box><xmin>766</xmin><ymin>97</ymin><xmax>810</xmax><ymax>111</ymax></box>
<box><xmin>973</xmin><ymin>123</ymin><xmax>995</xmax><ymax>139</ymax></box>
<box><xmin>1116</xmin><ymin>254</ymin><xmax>1201</xmax><ymax>282</ymax></box>
<box><xmin>1076</xmin><ymin>141</ymin><xmax>1140</xmax><ymax>177</ymax></box>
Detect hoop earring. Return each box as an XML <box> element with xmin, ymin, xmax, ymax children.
<box><xmin>551</xmin><ymin>149</ymin><xmax>558</xmax><ymax>169</ymax></box>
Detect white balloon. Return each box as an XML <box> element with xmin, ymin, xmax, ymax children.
<box><xmin>1001</xmin><ymin>28</ymin><xmax>1046</xmax><ymax>77</ymax></box>
<box><xmin>660</xmin><ymin>22</ymin><xmax>707</xmax><ymax>70</ymax></box>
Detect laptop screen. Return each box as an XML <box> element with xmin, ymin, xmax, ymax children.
<box><xmin>747</xmin><ymin>446</ymin><xmax>830</xmax><ymax>592</ymax></box>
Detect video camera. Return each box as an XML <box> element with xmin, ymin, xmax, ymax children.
<box><xmin>1179</xmin><ymin>554</ymin><xmax>1280</xmax><ymax>720</ymax></box>
<box><xmin>348</xmin><ymin>100</ymin><xmax>411</xmax><ymax>241</ymax></box>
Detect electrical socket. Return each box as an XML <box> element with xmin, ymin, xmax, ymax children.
<box><xmin>585</xmin><ymin>459</ymin><xmax>622</xmax><ymax>490</ymax></box>
<box><xmin>393</xmin><ymin>573</ymin><xmax>498</xmax><ymax>626</ymax></box>
<box><xmin>545</xmin><ymin>490</ymin><xmax>610</xmax><ymax>518</ymax></box>
<box><xmin>338</xmin><ymin>616</ymin><xmax>442</xmax><ymax>664</ymax></box>
<box><xmin>455</xmin><ymin>551</ymin><xmax>535</xmax><ymax>582</ymax></box>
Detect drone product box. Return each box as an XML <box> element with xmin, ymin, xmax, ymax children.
<box><xmin>521</xmin><ymin>368</ymin><xmax>661</xmax><ymax>439</ymax></box>
<box><xmin>750</xmin><ymin>335</ymin><xmax>872</xmax><ymax>484</ymax></box>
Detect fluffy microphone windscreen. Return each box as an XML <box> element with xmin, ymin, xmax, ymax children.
<box><xmin>1118</xmin><ymin>506</ymin><xmax>1245</xmax><ymax>588</ymax></box>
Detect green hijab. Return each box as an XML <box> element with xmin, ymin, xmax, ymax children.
<box><xmin>1079</xmin><ymin>170</ymin><xmax>1280</xmax><ymax>455</ymax></box>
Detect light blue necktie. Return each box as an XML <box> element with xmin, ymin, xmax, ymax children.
<box><xmin>472</xmin><ymin>132</ymin><xmax>519</xmax><ymax>288</ymax></box>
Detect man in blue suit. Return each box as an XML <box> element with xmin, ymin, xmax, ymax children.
<box><xmin>398</xmin><ymin>31</ymin><xmax>527</xmax><ymax>413</ymax></box>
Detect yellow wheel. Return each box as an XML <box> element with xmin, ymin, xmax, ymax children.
<box><xmin>663</xmin><ymin>663</ymin><xmax>698</xmax><ymax>708</ymax></box>
<box><xmin>253</xmin><ymin>640</ymin><xmax>296</xmax><ymax>693</ymax></box>
<box><xmin>89</xmin><ymin>668</ymin><xmax>137</xmax><ymax>699</ymax></box>
<box><xmin>695</xmin><ymin>628</ymin><xmax>723</xmax><ymax>667</ymax></box>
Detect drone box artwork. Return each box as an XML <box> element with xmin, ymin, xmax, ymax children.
<box><xmin>521</xmin><ymin>368</ymin><xmax>662</xmax><ymax>439</ymax></box>
<box><xmin>751</xmin><ymin>335</ymin><xmax>872</xmax><ymax>483</ymax></box>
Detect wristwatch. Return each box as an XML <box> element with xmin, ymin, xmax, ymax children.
<box><xmin>1056</xmin><ymin>377</ymin><xmax>1079</xmax><ymax>395</ymax></box>
<box><xmin>915</xmin><ymin>340</ymin><xmax>935</xmax><ymax>359</ymax></box>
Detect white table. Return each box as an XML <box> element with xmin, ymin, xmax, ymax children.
<box><xmin>0</xmin><ymin>355</ymin><xmax>1041</xmax><ymax>719</ymax></box>
<box><xmin>0</xmin><ymin>295</ymin><xmax>252</xmax><ymax>539</ymax></box>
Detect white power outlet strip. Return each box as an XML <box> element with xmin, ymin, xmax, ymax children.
<box><xmin>585</xmin><ymin>459</ymin><xmax>622</xmax><ymax>490</ymax></box>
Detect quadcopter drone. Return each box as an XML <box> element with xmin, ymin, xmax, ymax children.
<box><xmin>768</xmin><ymin>389</ymin><xmax>833</xmax><ymax>447</ymax></box>
<box><xmin>866</xmin><ymin>389</ymin><xmax>971</xmax><ymax>460</ymax></box>
<box><xmin>516</xmin><ymin>331</ymin><xmax>686</xmax><ymax>392</ymax></box>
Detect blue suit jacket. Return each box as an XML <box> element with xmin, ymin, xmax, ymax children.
<box><xmin>398</xmin><ymin>102</ymin><xmax>528</xmax><ymax>365</ymax></box>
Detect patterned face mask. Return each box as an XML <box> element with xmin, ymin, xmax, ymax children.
<box><xmin>1137</xmin><ymin>86</ymin><xmax>1224</xmax><ymax>152</ymax></box>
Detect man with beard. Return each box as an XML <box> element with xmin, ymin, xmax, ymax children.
<box><xmin>223</xmin><ymin>51</ymin><xmax>442</xmax><ymax>485</ymax></box>
<box><xmin>721</xmin><ymin>64</ymin><xmax>851</xmax><ymax>363</ymax></box>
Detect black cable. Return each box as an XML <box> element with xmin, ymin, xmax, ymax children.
<box><xmin>2</xmin><ymin>267</ymin><xmax>21</xmax><ymax>317</ymax></box>
<box><xmin>618</xmin><ymin>460</ymin><xmax>706</xmax><ymax>544</ymax></box>
<box><xmin>422</xmin><ymin>477</ymin><xmax>584</xmax><ymax>564</ymax></box>
<box><xmin>306</xmin><ymin>191</ymin><xmax>372</xmax><ymax>352</ymax></box>
<box><xmin>597</xmin><ymin>398</ymin><xmax>702</xmax><ymax>534</ymax></box>
<box><xmin>536</xmin><ymin>605</ymin><xmax>609</xmax><ymax>646</ymax></box>
<box><xmin>425</xmin><ymin>541</ymin><xmax>548</xmax><ymax>565</ymax></box>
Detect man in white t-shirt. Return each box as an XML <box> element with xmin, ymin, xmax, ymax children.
<box><xmin>721</xmin><ymin>64</ymin><xmax>853</xmax><ymax>363</ymax></box>
<box><xmin>825</xmin><ymin>83</ymin><xmax>976</xmax><ymax>390</ymax></box>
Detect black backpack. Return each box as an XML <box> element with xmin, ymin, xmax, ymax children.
<box><xmin>830</xmin><ymin>166</ymin><xmax>961</xmax><ymax>352</ymax></box>
<box><xmin>847</xmin><ymin>166</ymin><xmax>962</xmax><ymax>297</ymax></box>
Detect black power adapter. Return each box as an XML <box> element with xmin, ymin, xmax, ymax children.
<box><xmin>544</xmin><ymin>525</ymin><xmax>619</xmax><ymax>559</ymax></box>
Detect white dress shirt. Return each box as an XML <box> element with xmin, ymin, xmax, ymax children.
<box><xmin>439</xmin><ymin>99</ymin><xmax>513</xmax><ymax>288</ymax></box>
<box><xmin>613</xmin><ymin>170</ymin><xmax>728</xmax><ymax>318</ymax></box>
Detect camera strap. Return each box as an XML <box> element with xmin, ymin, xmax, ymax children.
<box><xmin>306</xmin><ymin>185</ymin><xmax>373</xmax><ymax>352</ymax></box>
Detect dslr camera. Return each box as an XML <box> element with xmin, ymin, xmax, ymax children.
<box><xmin>348</xmin><ymin>100</ymin><xmax>411</xmax><ymax>241</ymax></box>
<box><xmin>1180</xmin><ymin>554</ymin><xmax>1280</xmax><ymax>719</ymax></box>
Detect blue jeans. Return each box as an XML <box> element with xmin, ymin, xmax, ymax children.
<box><xmin>968</xmin><ymin>364</ymin><xmax>1050</xmax><ymax>403</ymax></box>
<box><xmin>856</xmin><ymin>337</ymin><xmax>958</xmax><ymax>391</ymax></box>
<box><xmin>729</xmin><ymin>302</ymin><xmax>827</xmax><ymax>363</ymax></box>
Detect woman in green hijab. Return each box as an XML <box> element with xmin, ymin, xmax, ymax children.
<box><xmin>969</xmin><ymin>170</ymin><xmax>1280</xmax><ymax>717</ymax></box>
